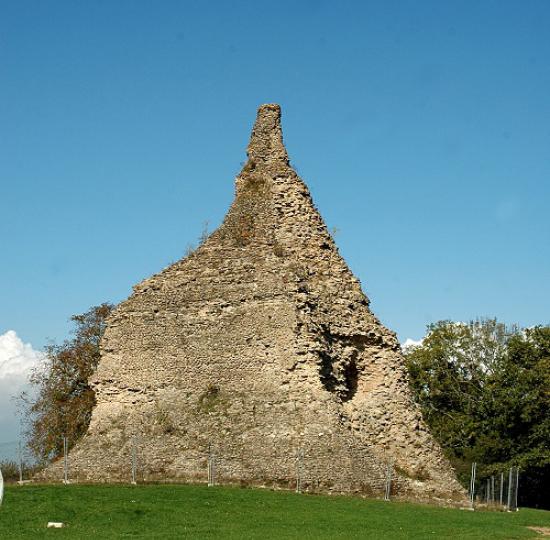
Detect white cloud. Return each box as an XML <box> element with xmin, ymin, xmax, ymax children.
<box><xmin>0</xmin><ymin>331</ymin><xmax>44</xmax><ymax>442</ymax></box>
<box><xmin>0</xmin><ymin>331</ymin><xmax>43</xmax><ymax>379</ymax></box>
<box><xmin>401</xmin><ymin>337</ymin><xmax>423</xmax><ymax>351</ymax></box>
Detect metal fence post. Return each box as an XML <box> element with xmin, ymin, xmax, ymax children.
<box><xmin>296</xmin><ymin>449</ymin><xmax>303</xmax><ymax>494</ymax></box>
<box><xmin>208</xmin><ymin>445</ymin><xmax>215</xmax><ymax>487</ymax></box>
<box><xmin>212</xmin><ymin>449</ymin><xmax>216</xmax><ymax>486</ymax></box>
<box><xmin>499</xmin><ymin>472</ymin><xmax>504</xmax><ymax>506</ymax></box>
<box><xmin>469</xmin><ymin>462</ymin><xmax>477</xmax><ymax>508</ymax></box>
<box><xmin>131</xmin><ymin>436</ymin><xmax>137</xmax><ymax>485</ymax></box>
<box><xmin>515</xmin><ymin>468</ymin><xmax>520</xmax><ymax>511</ymax></box>
<box><xmin>18</xmin><ymin>440</ymin><xmax>23</xmax><ymax>484</ymax></box>
<box><xmin>506</xmin><ymin>467</ymin><xmax>513</xmax><ymax>510</ymax></box>
<box><xmin>384</xmin><ymin>461</ymin><xmax>393</xmax><ymax>501</ymax></box>
<box><xmin>63</xmin><ymin>436</ymin><xmax>69</xmax><ymax>484</ymax></box>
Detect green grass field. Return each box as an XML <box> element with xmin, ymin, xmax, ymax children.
<box><xmin>0</xmin><ymin>484</ymin><xmax>548</xmax><ymax>539</ymax></box>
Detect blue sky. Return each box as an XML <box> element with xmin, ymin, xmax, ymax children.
<box><xmin>1</xmin><ymin>1</ymin><xmax>549</xmax><ymax>372</ymax></box>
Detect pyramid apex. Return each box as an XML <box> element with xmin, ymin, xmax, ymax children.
<box><xmin>259</xmin><ymin>103</ymin><xmax>281</xmax><ymax>113</ymax></box>
<box><xmin>246</xmin><ymin>104</ymin><xmax>288</xmax><ymax>166</ymax></box>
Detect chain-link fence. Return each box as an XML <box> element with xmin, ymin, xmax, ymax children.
<box><xmin>468</xmin><ymin>462</ymin><xmax>520</xmax><ymax>511</ymax></box>
<box><xmin>9</xmin><ymin>437</ymin><xmax>406</xmax><ymax>500</ymax></box>
<box><xmin>3</xmin><ymin>437</ymin><xmax>524</xmax><ymax>510</ymax></box>
<box><xmin>0</xmin><ymin>441</ymin><xmax>39</xmax><ymax>484</ymax></box>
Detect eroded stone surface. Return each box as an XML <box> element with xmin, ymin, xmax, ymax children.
<box><xmin>42</xmin><ymin>104</ymin><xmax>465</xmax><ymax>502</ymax></box>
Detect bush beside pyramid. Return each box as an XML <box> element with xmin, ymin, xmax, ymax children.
<box><xmin>43</xmin><ymin>105</ymin><xmax>464</xmax><ymax>503</ymax></box>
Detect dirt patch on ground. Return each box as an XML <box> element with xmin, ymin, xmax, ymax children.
<box><xmin>528</xmin><ymin>527</ymin><xmax>550</xmax><ymax>536</ymax></box>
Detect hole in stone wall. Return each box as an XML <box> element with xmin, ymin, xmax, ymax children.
<box><xmin>319</xmin><ymin>353</ymin><xmax>359</xmax><ymax>401</ymax></box>
<box><xmin>319</xmin><ymin>347</ymin><xmax>359</xmax><ymax>402</ymax></box>
<box><xmin>316</xmin><ymin>329</ymin><xmax>362</xmax><ymax>402</ymax></box>
<box><xmin>319</xmin><ymin>351</ymin><xmax>339</xmax><ymax>394</ymax></box>
<box><xmin>341</xmin><ymin>359</ymin><xmax>358</xmax><ymax>402</ymax></box>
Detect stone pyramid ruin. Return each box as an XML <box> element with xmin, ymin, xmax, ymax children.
<box><xmin>45</xmin><ymin>104</ymin><xmax>464</xmax><ymax>502</ymax></box>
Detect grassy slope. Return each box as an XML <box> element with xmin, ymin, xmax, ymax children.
<box><xmin>0</xmin><ymin>484</ymin><xmax>548</xmax><ymax>539</ymax></box>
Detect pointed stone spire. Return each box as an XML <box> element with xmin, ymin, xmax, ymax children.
<box><xmin>40</xmin><ymin>105</ymin><xmax>465</xmax><ymax>505</ymax></box>
<box><xmin>246</xmin><ymin>104</ymin><xmax>289</xmax><ymax>166</ymax></box>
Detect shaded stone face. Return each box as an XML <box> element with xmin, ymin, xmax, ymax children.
<box><xmin>44</xmin><ymin>105</ymin><xmax>465</xmax><ymax>502</ymax></box>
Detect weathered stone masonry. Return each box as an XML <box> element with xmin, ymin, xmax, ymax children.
<box><xmin>44</xmin><ymin>104</ymin><xmax>465</xmax><ymax>502</ymax></box>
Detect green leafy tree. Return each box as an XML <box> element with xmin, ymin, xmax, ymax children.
<box><xmin>21</xmin><ymin>303</ymin><xmax>113</xmax><ymax>462</ymax></box>
<box><xmin>405</xmin><ymin>320</ymin><xmax>507</xmax><ymax>454</ymax></box>
<box><xmin>482</xmin><ymin>327</ymin><xmax>550</xmax><ymax>508</ymax></box>
<box><xmin>404</xmin><ymin>319</ymin><xmax>550</xmax><ymax>509</ymax></box>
